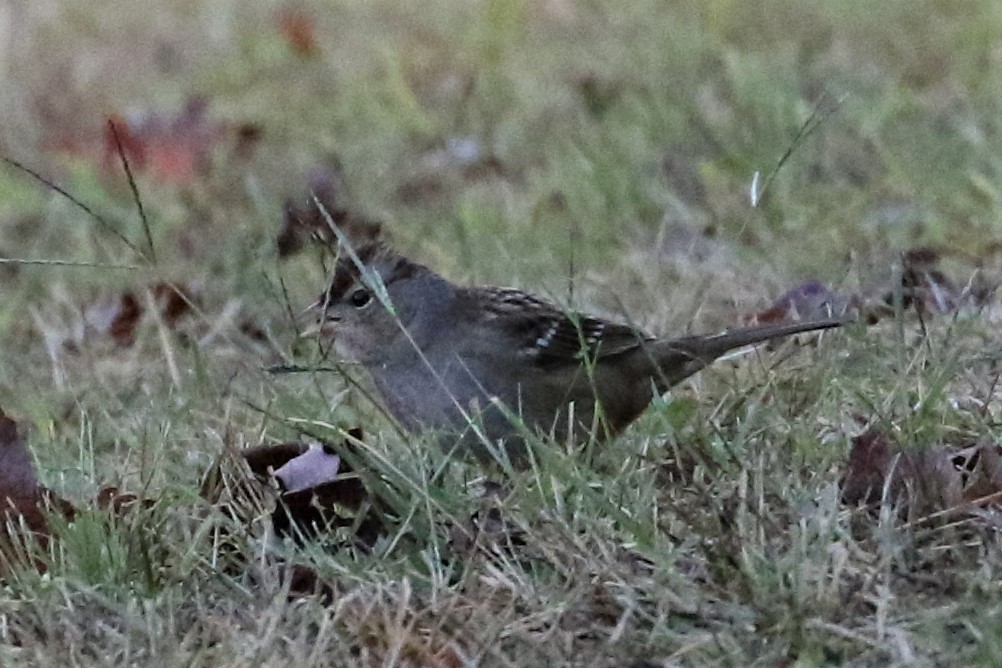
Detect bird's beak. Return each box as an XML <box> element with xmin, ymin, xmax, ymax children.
<box><xmin>299</xmin><ymin>299</ymin><xmax>323</xmax><ymax>318</ymax></box>
<box><xmin>300</xmin><ymin>314</ymin><xmax>340</xmax><ymax>339</ymax></box>
<box><xmin>299</xmin><ymin>301</ymin><xmax>334</xmax><ymax>339</ymax></box>
<box><xmin>300</xmin><ymin>321</ymin><xmax>322</xmax><ymax>338</ymax></box>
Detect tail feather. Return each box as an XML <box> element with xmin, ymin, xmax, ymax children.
<box><xmin>650</xmin><ymin>317</ymin><xmax>844</xmax><ymax>390</ymax></box>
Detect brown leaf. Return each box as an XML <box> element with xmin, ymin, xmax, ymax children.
<box><xmin>95</xmin><ymin>485</ymin><xmax>155</xmax><ymax>517</ymax></box>
<box><xmin>277</xmin><ymin>9</ymin><xmax>320</xmax><ymax>58</ymax></box>
<box><xmin>277</xmin><ymin>168</ymin><xmax>382</xmax><ymax>257</ymax></box>
<box><xmin>0</xmin><ymin>409</ymin><xmax>76</xmax><ymax>576</ymax></box>
<box><xmin>0</xmin><ymin>409</ymin><xmax>39</xmax><ymax>498</ymax></box>
<box><xmin>953</xmin><ymin>442</ymin><xmax>1002</xmax><ymax>504</ymax></box>
<box><xmin>862</xmin><ymin>246</ymin><xmax>995</xmax><ymax>323</ymax></box>
<box><xmin>891</xmin><ymin>248</ymin><xmax>962</xmax><ymax>314</ymax></box>
<box><xmin>747</xmin><ymin>280</ymin><xmax>847</xmax><ymax>325</ymax></box>
<box><xmin>242</xmin><ymin>429</ymin><xmax>384</xmax><ymax>546</ymax></box>
<box><xmin>81</xmin><ymin>282</ymin><xmax>199</xmax><ymax>348</ymax></box>
<box><xmin>199</xmin><ymin>429</ymin><xmax>388</xmax><ymax>601</ymax></box>
<box><xmin>97</xmin><ymin>97</ymin><xmax>261</xmax><ymax>184</ymax></box>
<box><xmin>242</xmin><ymin>441</ymin><xmax>315</xmax><ymax>479</ymax></box>
<box><xmin>238</xmin><ymin>319</ymin><xmax>270</xmax><ymax>344</ymax></box>
<box><xmin>285</xmin><ymin>563</ymin><xmax>335</xmax><ymax>604</ymax></box>
<box><xmin>840</xmin><ymin>429</ymin><xmax>1002</xmax><ymax>519</ymax></box>
<box><xmin>106</xmin><ymin>292</ymin><xmax>143</xmax><ymax>347</ymax></box>
<box><xmin>152</xmin><ymin>282</ymin><xmax>196</xmax><ymax>325</ymax></box>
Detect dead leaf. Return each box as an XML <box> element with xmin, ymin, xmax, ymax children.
<box><xmin>272</xmin><ymin>443</ymin><xmax>341</xmax><ymax>494</ymax></box>
<box><xmin>95</xmin><ymin>485</ymin><xmax>155</xmax><ymax>517</ymax></box>
<box><xmin>893</xmin><ymin>248</ymin><xmax>962</xmax><ymax>314</ymax></box>
<box><xmin>840</xmin><ymin>429</ymin><xmax>1002</xmax><ymax>520</ymax></box>
<box><xmin>862</xmin><ymin>247</ymin><xmax>993</xmax><ymax>323</ymax></box>
<box><xmin>277</xmin><ymin>8</ymin><xmax>320</xmax><ymax>58</ymax></box>
<box><xmin>0</xmin><ymin>409</ymin><xmax>76</xmax><ymax>577</ymax></box>
<box><xmin>245</xmin><ymin>434</ymin><xmax>378</xmax><ymax>544</ymax></box>
<box><xmin>277</xmin><ymin>168</ymin><xmax>382</xmax><ymax>257</ymax></box>
<box><xmin>103</xmin><ymin>291</ymin><xmax>143</xmax><ymax>347</ymax></box>
<box><xmin>0</xmin><ymin>410</ymin><xmax>39</xmax><ymax>497</ymax></box>
<box><xmin>152</xmin><ymin>282</ymin><xmax>196</xmax><ymax>325</ymax></box>
<box><xmin>80</xmin><ymin>282</ymin><xmax>199</xmax><ymax>348</ymax></box>
<box><xmin>747</xmin><ymin>280</ymin><xmax>849</xmax><ymax>325</ymax></box>
<box><xmin>447</xmin><ymin>481</ymin><xmax>528</xmax><ymax>560</ymax></box>
<box><xmin>951</xmin><ymin>442</ymin><xmax>1002</xmax><ymax>504</ymax></box>
<box><xmin>103</xmin><ymin>97</ymin><xmax>224</xmax><ymax>183</ymax></box>
<box><xmin>285</xmin><ymin>563</ymin><xmax>335</xmax><ymax>604</ymax></box>
<box><xmin>198</xmin><ymin>429</ymin><xmax>390</xmax><ymax>602</ymax></box>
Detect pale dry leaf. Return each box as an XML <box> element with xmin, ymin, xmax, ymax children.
<box><xmin>273</xmin><ymin>442</ymin><xmax>341</xmax><ymax>494</ymax></box>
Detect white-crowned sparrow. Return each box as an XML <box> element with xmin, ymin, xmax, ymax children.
<box><xmin>310</xmin><ymin>243</ymin><xmax>842</xmax><ymax>462</ymax></box>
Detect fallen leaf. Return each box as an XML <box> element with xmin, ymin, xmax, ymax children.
<box><xmin>864</xmin><ymin>247</ymin><xmax>993</xmax><ymax>323</ymax></box>
<box><xmin>238</xmin><ymin>319</ymin><xmax>270</xmax><ymax>344</ymax></box>
<box><xmin>272</xmin><ymin>443</ymin><xmax>341</xmax><ymax>494</ymax></box>
<box><xmin>152</xmin><ymin>282</ymin><xmax>197</xmax><ymax>326</ymax></box>
<box><xmin>951</xmin><ymin>442</ymin><xmax>1002</xmax><ymax>504</ymax></box>
<box><xmin>839</xmin><ymin>429</ymin><xmax>895</xmax><ymax>507</ymax></box>
<box><xmin>102</xmin><ymin>97</ymin><xmax>223</xmax><ymax>183</ymax></box>
<box><xmin>243</xmin><ymin>433</ymin><xmax>378</xmax><ymax>544</ymax></box>
<box><xmin>95</xmin><ymin>485</ymin><xmax>156</xmax><ymax>517</ymax></box>
<box><xmin>277</xmin><ymin>8</ymin><xmax>320</xmax><ymax>58</ymax></box>
<box><xmin>80</xmin><ymin>282</ymin><xmax>199</xmax><ymax>348</ymax></box>
<box><xmin>105</xmin><ymin>291</ymin><xmax>143</xmax><ymax>347</ymax></box>
<box><xmin>285</xmin><ymin>563</ymin><xmax>335</xmax><ymax>604</ymax></box>
<box><xmin>277</xmin><ymin>169</ymin><xmax>382</xmax><ymax>257</ymax></box>
<box><xmin>747</xmin><ymin>280</ymin><xmax>848</xmax><ymax>324</ymax></box>
<box><xmin>0</xmin><ymin>409</ymin><xmax>39</xmax><ymax>497</ymax></box>
<box><xmin>893</xmin><ymin>247</ymin><xmax>962</xmax><ymax>314</ymax></box>
<box><xmin>199</xmin><ymin>429</ymin><xmax>388</xmax><ymax>602</ymax></box>
<box><xmin>0</xmin><ymin>409</ymin><xmax>76</xmax><ymax>577</ymax></box>
<box><xmin>840</xmin><ymin>428</ymin><xmax>1002</xmax><ymax>520</ymax></box>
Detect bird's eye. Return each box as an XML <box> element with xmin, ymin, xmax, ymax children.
<box><xmin>349</xmin><ymin>289</ymin><xmax>372</xmax><ymax>308</ymax></box>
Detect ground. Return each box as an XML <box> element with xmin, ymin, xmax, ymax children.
<box><xmin>2</xmin><ymin>1</ymin><xmax>1002</xmax><ymax>666</ymax></box>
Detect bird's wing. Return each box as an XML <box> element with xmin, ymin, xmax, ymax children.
<box><xmin>472</xmin><ymin>287</ymin><xmax>651</xmax><ymax>367</ymax></box>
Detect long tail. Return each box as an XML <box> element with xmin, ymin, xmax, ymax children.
<box><xmin>650</xmin><ymin>317</ymin><xmax>845</xmax><ymax>390</ymax></box>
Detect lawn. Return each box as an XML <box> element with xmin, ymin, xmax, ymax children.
<box><xmin>2</xmin><ymin>1</ymin><xmax>1002</xmax><ymax>665</ymax></box>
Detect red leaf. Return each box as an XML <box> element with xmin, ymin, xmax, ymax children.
<box><xmin>106</xmin><ymin>292</ymin><xmax>143</xmax><ymax>347</ymax></box>
<box><xmin>152</xmin><ymin>282</ymin><xmax>196</xmax><ymax>325</ymax></box>
<box><xmin>102</xmin><ymin>97</ymin><xmax>223</xmax><ymax>184</ymax></box>
<box><xmin>277</xmin><ymin>9</ymin><xmax>320</xmax><ymax>57</ymax></box>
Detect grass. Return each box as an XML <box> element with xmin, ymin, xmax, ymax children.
<box><xmin>3</xmin><ymin>0</ymin><xmax>1002</xmax><ymax>665</ymax></box>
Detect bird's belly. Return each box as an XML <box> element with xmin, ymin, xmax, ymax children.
<box><xmin>368</xmin><ymin>358</ymin><xmax>648</xmax><ymax>454</ymax></box>
<box><xmin>369</xmin><ymin>360</ymin><xmax>494</xmax><ymax>433</ymax></box>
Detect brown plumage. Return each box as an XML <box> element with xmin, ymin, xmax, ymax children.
<box><xmin>311</xmin><ymin>244</ymin><xmax>843</xmax><ymax>463</ymax></box>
